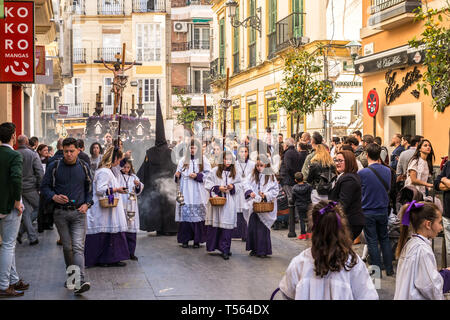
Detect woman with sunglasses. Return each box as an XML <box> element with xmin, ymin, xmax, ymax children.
<box><xmin>329</xmin><ymin>150</ymin><xmax>365</xmax><ymax>240</ymax></box>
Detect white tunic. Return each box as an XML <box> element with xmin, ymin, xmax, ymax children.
<box><xmin>279</xmin><ymin>248</ymin><xmax>379</xmax><ymax>300</ymax></box>
<box><xmin>204</xmin><ymin>166</ymin><xmax>242</xmax><ymax>229</ymax></box>
<box><xmin>117</xmin><ymin>172</ymin><xmax>144</xmax><ymax>233</ymax></box>
<box><xmin>394</xmin><ymin>234</ymin><xmax>444</xmax><ymax>300</ymax></box>
<box><xmin>235</xmin><ymin>159</ymin><xmax>256</xmax><ymax>213</ymax></box>
<box><xmin>87</xmin><ymin>167</ymin><xmax>128</xmax><ymax>234</ymax></box>
<box><xmin>243</xmin><ymin>173</ymin><xmax>279</xmax><ymax>230</ymax></box>
<box><xmin>175</xmin><ymin>156</ymin><xmax>211</xmax><ymax>223</ymax></box>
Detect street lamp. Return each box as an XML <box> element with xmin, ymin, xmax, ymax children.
<box><xmin>225</xmin><ymin>0</ymin><xmax>262</xmax><ymax>37</ymax></box>
<box><xmin>345</xmin><ymin>40</ymin><xmax>362</xmax><ymax>61</ymax></box>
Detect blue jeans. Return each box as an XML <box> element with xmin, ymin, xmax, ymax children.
<box><xmin>0</xmin><ymin>209</ymin><xmax>21</xmax><ymax>290</ymax></box>
<box><xmin>54</xmin><ymin>208</ymin><xmax>87</xmax><ymax>282</ymax></box>
<box><xmin>363</xmin><ymin>212</ymin><xmax>393</xmax><ymax>274</ymax></box>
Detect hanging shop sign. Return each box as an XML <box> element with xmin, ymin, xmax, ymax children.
<box><xmin>35</xmin><ymin>45</ymin><xmax>46</xmax><ymax>75</ymax></box>
<box><xmin>0</xmin><ymin>1</ymin><xmax>35</xmax><ymax>83</ymax></box>
<box><xmin>385</xmin><ymin>66</ymin><xmax>422</xmax><ymax>105</ymax></box>
<box><xmin>366</xmin><ymin>89</ymin><xmax>379</xmax><ymax>118</ymax></box>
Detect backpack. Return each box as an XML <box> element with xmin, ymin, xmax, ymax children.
<box><xmin>381</xmin><ymin>146</ymin><xmax>389</xmax><ymax>165</ymax></box>
<box><xmin>277</xmin><ymin>186</ymin><xmax>289</xmax><ymax>213</ymax></box>
<box><xmin>316</xmin><ymin>166</ymin><xmax>337</xmax><ymax>196</ymax></box>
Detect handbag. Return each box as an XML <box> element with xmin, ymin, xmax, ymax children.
<box><xmin>99</xmin><ymin>187</ymin><xmax>119</xmax><ymax>208</ymax></box>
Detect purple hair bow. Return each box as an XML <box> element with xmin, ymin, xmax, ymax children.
<box><xmin>401</xmin><ymin>200</ymin><xmax>425</xmax><ymax>226</ymax></box>
<box><xmin>318</xmin><ymin>201</ymin><xmax>341</xmax><ymax>229</ymax></box>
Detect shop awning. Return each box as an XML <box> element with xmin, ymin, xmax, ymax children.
<box><xmin>193</xmin><ymin>18</ymin><xmax>212</xmax><ymax>23</ymax></box>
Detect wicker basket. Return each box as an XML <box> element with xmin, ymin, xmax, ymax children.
<box><xmin>253</xmin><ymin>201</ymin><xmax>274</xmax><ymax>213</ymax></box>
<box><xmin>209</xmin><ymin>197</ymin><xmax>227</xmax><ymax>207</ymax></box>
<box><xmin>99</xmin><ymin>197</ymin><xmax>119</xmax><ymax>208</ymax></box>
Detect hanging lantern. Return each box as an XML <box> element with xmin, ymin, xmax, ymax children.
<box><xmin>126</xmin><ymin>192</ymin><xmax>137</xmax><ymax>224</ymax></box>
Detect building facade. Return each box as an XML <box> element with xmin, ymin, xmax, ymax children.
<box><xmin>0</xmin><ymin>0</ymin><xmax>62</xmax><ymax>141</ymax></box>
<box><xmin>170</xmin><ymin>0</ymin><xmax>214</xmax><ymax>141</ymax></box>
<box><xmin>60</xmin><ymin>0</ymin><xmax>170</xmax><ymax>139</ymax></box>
<box><xmin>356</xmin><ymin>0</ymin><xmax>450</xmax><ymax>163</ymax></box>
<box><xmin>209</xmin><ymin>0</ymin><xmax>363</xmax><ymax>142</ymax></box>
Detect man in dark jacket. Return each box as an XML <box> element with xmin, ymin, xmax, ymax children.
<box><xmin>76</xmin><ymin>139</ymin><xmax>91</xmax><ymax>167</ymax></box>
<box><xmin>48</xmin><ymin>138</ymin><xmax>64</xmax><ymax>165</ymax></box>
<box><xmin>435</xmin><ymin>160</ymin><xmax>450</xmax><ymax>261</ymax></box>
<box><xmin>0</xmin><ymin>122</ymin><xmax>28</xmax><ymax>298</ymax></box>
<box><xmin>358</xmin><ymin>143</ymin><xmax>394</xmax><ymax>277</ymax></box>
<box><xmin>16</xmin><ymin>135</ymin><xmax>44</xmax><ymax>245</ymax></box>
<box><xmin>280</xmin><ymin>138</ymin><xmax>302</xmax><ymax>190</ymax></box>
<box><xmin>298</xmin><ymin>142</ymin><xmax>308</xmax><ymax>171</ymax></box>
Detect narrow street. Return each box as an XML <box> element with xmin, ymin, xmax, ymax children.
<box><xmin>11</xmin><ymin>224</ymin><xmax>422</xmax><ymax>300</ymax></box>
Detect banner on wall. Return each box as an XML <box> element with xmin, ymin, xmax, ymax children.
<box><xmin>0</xmin><ymin>1</ymin><xmax>35</xmax><ymax>83</ymax></box>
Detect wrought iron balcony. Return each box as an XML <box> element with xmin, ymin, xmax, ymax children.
<box><xmin>267</xmin><ymin>31</ymin><xmax>277</xmax><ymax>59</ymax></box>
<box><xmin>97</xmin><ymin>0</ymin><xmax>124</xmax><ymax>15</ymax></box>
<box><xmin>172</xmin><ymin>85</ymin><xmax>211</xmax><ymax>95</ymax></box>
<box><xmin>172</xmin><ymin>41</ymin><xmax>210</xmax><ymax>51</ymax></box>
<box><xmin>62</xmin><ymin>103</ymin><xmax>90</xmax><ymax>118</ymax></box>
<box><xmin>368</xmin><ymin>0</ymin><xmax>421</xmax><ymax>27</ymax></box>
<box><xmin>132</xmin><ymin>0</ymin><xmax>166</xmax><ymax>13</ymax></box>
<box><xmin>97</xmin><ymin>47</ymin><xmax>123</xmax><ymax>62</ymax></box>
<box><xmin>172</xmin><ymin>0</ymin><xmax>210</xmax><ymax>7</ymax></box>
<box><xmin>276</xmin><ymin>12</ymin><xmax>305</xmax><ymax>52</ymax></box>
<box><xmin>73</xmin><ymin>48</ymin><xmax>86</xmax><ymax>64</ymax></box>
<box><xmin>210</xmin><ymin>58</ymin><xmax>226</xmax><ymax>80</ymax></box>
<box><xmin>72</xmin><ymin>0</ymin><xmax>86</xmax><ymax>14</ymax></box>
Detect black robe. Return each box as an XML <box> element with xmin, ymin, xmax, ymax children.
<box><xmin>137</xmin><ymin>143</ymin><xmax>178</xmax><ymax>234</ymax></box>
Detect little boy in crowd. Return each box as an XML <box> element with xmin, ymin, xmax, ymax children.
<box><xmin>292</xmin><ymin>172</ymin><xmax>312</xmax><ymax>240</ymax></box>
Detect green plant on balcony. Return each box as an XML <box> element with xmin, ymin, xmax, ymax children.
<box><xmin>276</xmin><ymin>46</ymin><xmax>339</xmax><ymax>140</ymax></box>
<box><xmin>409</xmin><ymin>1</ymin><xmax>450</xmax><ymax>112</ymax></box>
<box><xmin>173</xmin><ymin>88</ymin><xmax>198</xmax><ymax>130</ymax></box>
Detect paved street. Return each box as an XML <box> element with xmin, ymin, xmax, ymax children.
<box><xmin>14</xmin><ymin>221</ymin><xmax>444</xmax><ymax>300</ymax></box>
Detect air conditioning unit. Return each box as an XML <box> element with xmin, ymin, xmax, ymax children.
<box><xmin>174</xmin><ymin>22</ymin><xmax>188</xmax><ymax>33</ymax></box>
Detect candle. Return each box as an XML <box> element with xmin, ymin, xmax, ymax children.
<box><xmin>225</xmin><ymin>68</ymin><xmax>230</xmax><ymax>94</ymax></box>
<box><xmin>139</xmin><ymin>87</ymin><xmax>142</xmax><ymax>104</ymax></box>
<box><xmin>98</xmin><ymin>86</ymin><xmax>102</xmax><ymax>99</ymax></box>
<box><xmin>96</xmin><ymin>93</ymin><xmax>99</xmax><ymax>103</ymax></box>
<box><xmin>132</xmin><ymin>94</ymin><xmax>135</xmax><ymax>108</ymax></box>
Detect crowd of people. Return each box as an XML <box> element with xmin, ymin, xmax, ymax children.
<box><xmin>0</xmin><ymin>120</ymin><xmax>449</xmax><ymax>300</ymax></box>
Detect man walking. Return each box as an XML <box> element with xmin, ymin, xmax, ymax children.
<box><xmin>389</xmin><ymin>133</ymin><xmax>405</xmax><ymax>171</ymax></box>
<box><xmin>0</xmin><ymin>122</ymin><xmax>29</xmax><ymax>298</ymax></box>
<box><xmin>16</xmin><ymin>135</ymin><xmax>44</xmax><ymax>245</ymax></box>
<box><xmin>358</xmin><ymin>143</ymin><xmax>394</xmax><ymax>277</ymax></box>
<box><xmin>41</xmin><ymin>137</ymin><xmax>93</xmax><ymax>295</ymax></box>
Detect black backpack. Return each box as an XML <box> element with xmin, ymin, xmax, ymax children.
<box><xmin>277</xmin><ymin>186</ymin><xmax>289</xmax><ymax>211</ymax></box>
<box><xmin>316</xmin><ymin>167</ymin><xmax>337</xmax><ymax>196</ymax></box>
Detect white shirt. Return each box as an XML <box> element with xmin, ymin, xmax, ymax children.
<box><xmin>394</xmin><ymin>234</ymin><xmax>444</xmax><ymax>300</ymax></box>
<box><xmin>279</xmin><ymin>248</ymin><xmax>379</xmax><ymax>300</ymax></box>
<box><xmin>405</xmin><ymin>157</ymin><xmax>429</xmax><ymax>196</ymax></box>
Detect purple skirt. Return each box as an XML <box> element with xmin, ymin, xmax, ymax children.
<box><xmin>246</xmin><ymin>213</ymin><xmax>272</xmax><ymax>256</ymax></box>
<box><xmin>231</xmin><ymin>212</ymin><xmax>247</xmax><ymax>241</ymax></box>
<box><xmin>125</xmin><ymin>232</ymin><xmax>137</xmax><ymax>257</ymax></box>
<box><xmin>440</xmin><ymin>269</ymin><xmax>450</xmax><ymax>293</ymax></box>
<box><xmin>177</xmin><ymin>221</ymin><xmax>207</xmax><ymax>245</ymax></box>
<box><xmin>206</xmin><ymin>226</ymin><xmax>232</xmax><ymax>255</ymax></box>
<box><xmin>85</xmin><ymin>232</ymin><xmax>130</xmax><ymax>267</ymax></box>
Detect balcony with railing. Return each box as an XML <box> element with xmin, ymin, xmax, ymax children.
<box><xmin>172</xmin><ymin>0</ymin><xmax>210</xmax><ymax>7</ymax></box>
<box><xmin>72</xmin><ymin>0</ymin><xmax>85</xmax><ymax>14</ymax></box>
<box><xmin>368</xmin><ymin>0</ymin><xmax>421</xmax><ymax>28</ymax></box>
<box><xmin>172</xmin><ymin>85</ymin><xmax>211</xmax><ymax>95</ymax></box>
<box><xmin>268</xmin><ymin>31</ymin><xmax>277</xmax><ymax>59</ymax></box>
<box><xmin>210</xmin><ymin>58</ymin><xmax>226</xmax><ymax>80</ymax></box>
<box><xmin>172</xmin><ymin>40</ymin><xmax>210</xmax><ymax>52</ymax></box>
<box><xmin>97</xmin><ymin>0</ymin><xmax>124</xmax><ymax>15</ymax></box>
<box><xmin>61</xmin><ymin>103</ymin><xmax>90</xmax><ymax>118</ymax></box>
<box><xmin>276</xmin><ymin>12</ymin><xmax>305</xmax><ymax>53</ymax></box>
<box><xmin>132</xmin><ymin>0</ymin><xmax>166</xmax><ymax>13</ymax></box>
<box><xmin>73</xmin><ymin>48</ymin><xmax>86</xmax><ymax>64</ymax></box>
<box><xmin>97</xmin><ymin>47</ymin><xmax>122</xmax><ymax>62</ymax></box>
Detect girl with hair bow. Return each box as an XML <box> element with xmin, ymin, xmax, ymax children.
<box><xmin>394</xmin><ymin>201</ymin><xmax>450</xmax><ymax>300</ymax></box>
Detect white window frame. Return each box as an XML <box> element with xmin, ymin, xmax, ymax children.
<box><xmin>190</xmin><ymin>68</ymin><xmax>210</xmax><ymax>94</ymax></box>
<box><xmin>137</xmin><ymin>78</ymin><xmax>161</xmax><ymax>116</ymax></box>
<box><xmin>104</xmin><ymin>77</ymin><xmax>115</xmax><ymax>115</ymax></box>
<box><xmin>136</xmin><ymin>23</ymin><xmax>161</xmax><ymax>62</ymax></box>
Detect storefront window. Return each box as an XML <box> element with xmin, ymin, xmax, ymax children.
<box><xmin>267</xmin><ymin>99</ymin><xmax>278</xmax><ymax>133</ymax></box>
<box><xmin>233</xmin><ymin>105</ymin><xmax>240</xmax><ymax>138</ymax></box>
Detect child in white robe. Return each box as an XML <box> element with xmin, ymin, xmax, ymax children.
<box><xmin>232</xmin><ymin>145</ymin><xmax>255</xmax><ymax>241</ymax></box>
<box><xmin>279</xmin><ymin>201</ymin><xmax>378</xmax><ymax>300</ymax></box>
<box><xmin>204</xmin><ymin>151</ymin><xmax>242</xmax><ymax>260</ymax></box>
<box><xmin>175</xmin><ymin>139</ymin><xmax>211</xmax><ymax>248</ymax></box>
<box><xmin>243</xmin><ymin>155</ymin><xmax>278</xmax><ymax>257</ymax></box>
<box><xmin>118</xmin><ymin>160</ymin><xmax>144</xmax><ymax>261</ymax></box>
<box><xmin>394</xmin><ymin>201</ymin><xmax>450</xmax><ymax>300</ymax></box>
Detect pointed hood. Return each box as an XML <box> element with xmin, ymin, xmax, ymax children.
<box><xmin>155</xmin><ymin>90</ymin><xmax>167</xmax><ymax>147</ymax></box>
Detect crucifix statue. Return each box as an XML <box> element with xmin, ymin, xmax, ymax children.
<box><xmin>100</xmin><ymin>43</ymin><xmax>136</xmax><ymax>115</ymax></box>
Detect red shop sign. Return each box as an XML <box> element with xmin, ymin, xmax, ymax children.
<box><xmin>366</xmin><ymin>89</ymin><xmax>379</xmax><ymax>118</ymax></box>
<box><xmin>0</xmin><ymin>1</ymin><xmax>35</xmax><ymax>83</ymax></box>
